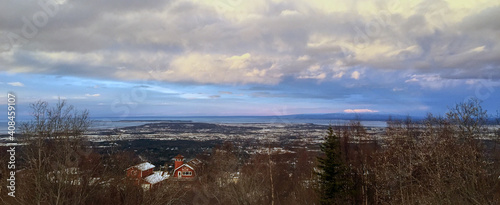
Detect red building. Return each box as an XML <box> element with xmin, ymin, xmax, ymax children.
<box><xmin>125</xmin><ymin>155</ymin><xmax>201</xmax><ymax>188</ymax></box>
<box><xmin>126</xmin><ymin>162</ymin><xmax>168</xmax><ymax>189</ymax></box>
<box><xmin>126</xmin><ymin>162</ymin><xmax>155</xmax><ymax>179</ymax></box>
<box><xmin>142</xmin><ymin>171</ymin><xmax>169</xmax><ymax>190</ymax></box>
<box><xmin>172</xmin><ymin>154</ymin><xmax>200</xmax><ymax>179</ymax></box>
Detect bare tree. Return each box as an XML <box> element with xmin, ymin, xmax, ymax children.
<box><xmin>446</xmin><ymin>98</ymin><xmax>488</xmax><ymax>139</ymax></box>
<box><xmin>15</xmin><ymin>100</ymin><xmax>95</xmax><ymax>205</ymax></box>
<box><xmin>371</xmin><ymin>103</ymin><xmax>499</xmax><ymax>204</ymax></box>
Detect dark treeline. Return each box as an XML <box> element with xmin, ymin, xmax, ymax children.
<box><xmin>317</xmin><ymin>98</ymin><xmax>500</xmax><ymax>204</ymax></box>
<box><xmin>1</xmin><ymin>98</ymin><xmax>500</xmax><ymax>204</ymax></box>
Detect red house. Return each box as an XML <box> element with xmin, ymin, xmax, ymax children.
<box><xmin>126</xmin><ymin>162</ymin><xmax>155</xmax><ymax>179</ymax></box>
<box><xmin>172</xmin><ymin>154</ymin><xmax>199</xmax><ymax>179</ymax></box>
<box><xmin>126</xmin><ymin>162</ymin><xmax>168</xmax><ymax>189</ymax></box>
<box><xmin>142</xmin><ymin>171</ymin><xmax>169</xmax><ymax>190</ymax></box>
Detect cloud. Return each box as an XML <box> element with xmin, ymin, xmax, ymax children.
<box><xmin>405</xmin><ymin>77</ymin><xmax>419</xmax><ymax>83</ymax></box>
<box><xmin>179</xmin><ymin>93</ymin><xmax>211</xmax><ymax>99</ymax></box>
<box><xmin>8</xmin><ymin>82</ymin><xmax>24</xmax><ymax>87</ymax></box>
<box><xmin>405</xmin><ymin>74</ymin><xmax>462</xmax><ymax>90</ymax></box>
<box><xmin>333</xmin><ymin>71</ymin><xmax>345</xmax><ymax>79</ymax></box>
<box><xmin>52</xmin><ymin>96</ymin><xmax>67</xmax><ymax>100</ymax></box>
<box><xmin>0</xmin><ymin>0</ymin><xmax>499</xmax><ymax>86</ymax></box>
<box><xmin>251</xmin><ymin>92</ymin><xmax>286</xmax><ymax>98</ymax></box>
<box><xmin>351</xmin><ymin>71</ymin><xmax>360</xmax><ymax>80</ymax></box>
<box><xmin>392</xmin><ymin>87</ymin><xmax>404</xmax><ymax>92</ymax></box>
<box><xmin>163</xmin><ymin>52</ymin><xmax>283</xmax><ymax>84</ymax></box>
<box><xmin>344</xmin><ymin>109</ymin><xmax>379</xmax><ymax>113</ymax></box>
<box><xmin>85</xmin><ymin>93</ymin><xmax>100</xmax><ymax>97</ymax></box>
<box><xmin>297</xmin><ymin>64</ymin><xmax>327</xmax><ymax>80</ymax></box>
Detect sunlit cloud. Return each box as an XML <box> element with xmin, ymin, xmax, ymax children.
<box><xmin>351</xmin><ymin>71</ymin><xmax>360</xmax><ymax>80</ymax></box>
<box><xmin>0</xmin><ymin>0</ymin><xmax>498</xmax><ymax>85</ymax></box>
<box><xmin>1</xmin><ymin>0</ymin><xmax>499</xmax><ymax>117</ymax></box>
<box><xmin>344</xmin><ymin>109</ymin><xmax>379</xmax><ymax>113</ymax></box>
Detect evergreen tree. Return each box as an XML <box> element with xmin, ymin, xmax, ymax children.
<box><xmin>317</xmin><ymin>126</ymin><xmax>351</xmax><ymax>204</ymax></box>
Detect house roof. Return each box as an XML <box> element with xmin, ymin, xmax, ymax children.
<box><xmin>128</xmin><ymin>162</ymin><xmax>155</xmax><ymax>171</ymax></box>
<box><xmin>187</xmin><ymin>158</ymin><xmax>202</xmax><ymax>167</ymax></box>
<box><xmin>143</xmin><ymin>172</ymin><xmax>168</xmax><ymax>185</ymax></box>
<box><xmin>173</xmin><ymin>163</ymin><xmax>195</xmax><ymax>173</ymax></box>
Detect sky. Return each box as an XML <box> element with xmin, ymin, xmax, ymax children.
<box><xmin>1</xmin><ymin>0</ymin><xmax>500</xmax><ymax>118</ymax></box>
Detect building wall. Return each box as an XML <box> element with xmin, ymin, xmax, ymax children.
<box><xmin>142</xmin><ymin>182</ymin><xmax>163</xmax><ymax>191</ymax></box>
<box><xmin>174</xmin><ymin>166</ymin><xmax>195</xmax><ymax>178</ymax></box>
<box><xmin>127</xmin><ymin>168</ymin><xmax>154</xmax><ymax>178</ymax></box>
<box><xmin>141</xmin><ymin>169</ymin><xmax>153</xmax><ymax>178</ymax></box>
<box><xmin>126</xmin><ymin>168</ymin><xmax>141</xmax><ymax>178</ymax></box>
<box><xmin>175</xmin><ymin>160</ymin><xmax>183</xmax><ymax>169</ymax></box>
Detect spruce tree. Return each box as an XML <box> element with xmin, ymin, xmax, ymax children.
<box><xmin>317</xmin><ymin>126</ymin><xmax>350</xmax><ymax>204</ymax></box>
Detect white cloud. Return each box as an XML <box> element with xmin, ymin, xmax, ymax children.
<box><xmin>52</xmin><ymin>96</ymin><xmax>67</xmax><ymax>100</ymax></box>
<box><xmin>280</xmin><ymin>10</ymin><xmax>300</xmax><ymax>16</ymax></box>
<box><xmin>351</xmin><ymin>71</ymin><xmax>360</xmax><ymax>80</ymax></box>
<box><xmin>8</xmin><ymin>82</ymin><xmax>24</xmax><ymax>87</ymax></box>
<box><xmin>344</xmin><ymin>109</ymin><xmax>379</xmax><ymax>113</ymax></box>
<box><xmin>405</xmin><ymin>77</ymin><xmax>418</xmax><ymax>83</ymax></box>
<box><xmin>333</xmin><ymin>71</ymin><xmax>345</xmax><ymax>79</ymax></box>
<box><xmin>0</xmin><ymin>0</ymin><xmax>499</xmax><ymax>85</ymax></box>
<box><xmin>405</xmin><ymin>74</ymin><xmax>464</xmax><ymax>90</ymax></box>
<box><xmin>120</xmin><ymin>52</ymin><xmax>285</xmax><ymax>84</ymax></box>
<box><xmin>85</xmin><ymin>94</ymin><xmax>101</xmax><ymax>97</ymax></box>
<box><xmin>297</xmin><ymin>55</ymin><xmax>310</xmax><ymax>61</ymax></box>
<box><xmin>298</xmin><ymin>64</ymin><xmax>327</xmax><ymax>80</ymax></box>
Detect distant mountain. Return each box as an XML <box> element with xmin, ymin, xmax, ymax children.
<box><xmin>280</xmin><ymin>113</ymin><xmax>498</xmax><ymax>124</ymax></box>
<box><xmin>278</xmin><ymin>113</ymin><xmax>423</xmax><ymax>121</ymax></box>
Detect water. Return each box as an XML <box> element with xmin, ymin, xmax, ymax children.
<box><xmin>91</xmin><ymin>116</ymin><xmax>387</xmax><ymax>130</ymax></box>
<box><xmin>0</xmin><ymin>117</ymin><xmax>388</xmax><ymax>134</ymax></box>
<box><xmin>0</xmin><ymin>120</ymin><xmax>27</xmax><ymax>135</ymax></box>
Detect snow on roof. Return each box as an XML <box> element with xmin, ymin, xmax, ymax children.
<box><xmin>143</xmin><ymin>172</ymin><xmax>168</xmax><ymax>185</ymax></box>
<box><xmin>155</xmin><ymin>171</ymin><xmax>169</xmax><ymax>176</ymax></box>
<box><xmin>131</xmin><ymin>162</ymin><xmax>155</xmax><ymax>171</ymax></box>
<box><xmin>188</xmin><ymin>158</ymin><xmax>202</xmax><ymax>167</ymax></box>
<box><xmin>173</xmin><ymin>163</ymin><xmax>195</xmax><ymax>173</ymax></box>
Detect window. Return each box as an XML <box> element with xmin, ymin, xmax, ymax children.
<box><xmin>182</xmin><ymin>171</ymin><xmax>192</xmax><ymax>176</ymax></box>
